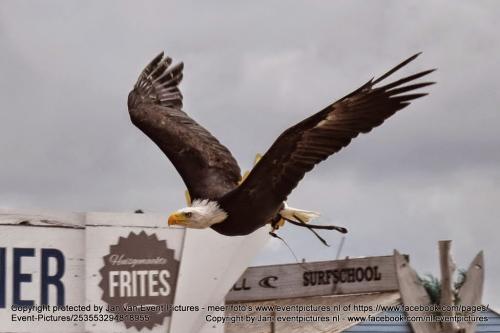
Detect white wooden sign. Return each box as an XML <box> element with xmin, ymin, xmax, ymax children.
<box><xmin>226</xmin><ymin>255</ymin><xmax>399</xmax><ymax>302</ymax></box>
<box><xmin>0</xmin><ymin>209</ymin><xmax>269</xmax><ymax>333</ymax></box>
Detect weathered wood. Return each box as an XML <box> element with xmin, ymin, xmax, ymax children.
<box><xmin>226</xmin><ymin>255</ymin><xmax>398</xmax><ymax>302</ymax></box>
<box><xmin>457</xmin><ymin>251</ymin><xmax>484</xmax><ymax>333</ymax></box>
<box><xmin>0</xmin><ymin>209</ymin><xmax>84</xmax><ymax>228</ymax></box>
<box><xmin>439</xmin><ymin>240</ymin><xmax>460</xmax><ymax>333</ymax></box>
<box><xmin>394</xmin><ymin>250</ymin><xmax>437</xmax><ymax>333</ymax></box>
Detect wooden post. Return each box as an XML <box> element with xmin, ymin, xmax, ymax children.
<box><xmin>439</xmin><ymin>240</ymin><xmax>471</xmax><ymax>333</ymax></box>
<box><xmin>394</xmin><ymin>250</ymin><xmax>437</xmax><ymax>333</ymax></box>
<box><xmin>439</xmin><ymin>240</ymin><xmax>460</xmax><ymax>332</ymax></box>
<box><xmin>457</xmin><ymin>251</ymin><xmax>484</xmax><ymax>333</ymax></box>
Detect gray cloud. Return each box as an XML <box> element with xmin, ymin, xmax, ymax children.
<box><xmin>1</xmin><ymin>0</ymin><xmax>499</xmax><ymax>308</ymax></box>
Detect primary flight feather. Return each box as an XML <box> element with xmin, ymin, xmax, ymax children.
<box><xmin>127</xmin><ymin>52</ymin><xmax>434</xmax><ymax>236</ymax></box>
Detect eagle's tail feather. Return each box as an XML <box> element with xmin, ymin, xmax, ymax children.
<box><xmin>279</xmin><ymin>203</ymin><xmax>320</xmax><ymax>224</ymax></box>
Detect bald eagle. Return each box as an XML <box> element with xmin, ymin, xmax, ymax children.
<box><xmin>127</xmin><ymin>52</ymin><xmax>434</xmax><ymax>236</ymax></box>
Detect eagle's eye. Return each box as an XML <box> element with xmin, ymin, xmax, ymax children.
<box><xmin>184</xmin><ymin>212</ymin><xmax>193</xmax><ymax>218</ymax></box>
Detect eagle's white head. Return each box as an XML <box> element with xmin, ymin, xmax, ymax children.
<box><xmin>167</xmin><ymin>199</ymin><xmax>228</xmax><ymax>229</ymax></box>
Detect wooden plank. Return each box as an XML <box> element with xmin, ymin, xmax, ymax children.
<box><xmin>394</xmin><ymin>250</ymin><xmax>437</xmax><ymax>333</ymax></box>
<box><xmin>457</xmin><ymin>251</ymin><xmax>484</xmax><ymax>333</ymax></box>
<box><xmin>226</xmin><ymin>255</ymin><xmax>398</xmax><ymax>302</ymax></box>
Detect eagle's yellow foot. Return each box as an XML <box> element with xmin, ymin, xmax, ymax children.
<box><xmin>274</xmin><ymin>218</ymin><xmax>286</xmax><ymax>229</ymax></box>
<box><xmin>239</xmin><ymin>153</ymin><xmax>262</xmax><ymax>185</ymax></box>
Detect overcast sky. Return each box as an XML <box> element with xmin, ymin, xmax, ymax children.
<box><xmin>1</xmin><ymin>1</ymin><xmax>499</xmax><ymax>308</ymax></box>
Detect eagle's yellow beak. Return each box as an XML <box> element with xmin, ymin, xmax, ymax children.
<box><xmin>168</xmin><ymin>212</ymin><xmax>186</xmax><ymax>226</ymax></box>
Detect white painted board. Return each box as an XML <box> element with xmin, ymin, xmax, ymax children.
<box><xmin>0</xmin><ymin>217</ymin><xmax>85</xmax><ymax>332</ymax></box>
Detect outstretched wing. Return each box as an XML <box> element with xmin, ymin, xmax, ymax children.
<box><xmin>128</xmin><ymin>52</ymin><xmax>241</xmax><ymax>200</ymax></box>
<box><xmin>234</xmin><ymin>53</ymin><xmax>435</xmax><ymax>207</ymax></box>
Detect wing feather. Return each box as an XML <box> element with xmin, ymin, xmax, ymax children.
<box><xmin>234</xmin><ymin>53</ymin><xmax>435</xmax><ymax>207</ymax></box>
<box><xmin>128</xmin><ymin>52</ymin><xmax>241</xmax><ymax>200</ymax></box>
